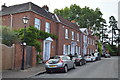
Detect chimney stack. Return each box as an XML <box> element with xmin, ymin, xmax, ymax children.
<box><xmin>42</xmin><ymin>5</ymin><xmax>49</xmax><ymax>12</ymax></box>
<box><xmin>71</xmin><ymin>20</ymin><xmax>76</xmax><ymax>23</ymax></box>
<box><xmin>1</xmin><ymin>3</ymin><xmax>7</xmax><ymax>10</ymax></box>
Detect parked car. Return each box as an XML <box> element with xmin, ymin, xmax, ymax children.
<box><xmin>84</xmin><ymin>55</ymin><xmax>96</xmax><ymax>62</ymax></box>
<box><xmin>93</xmin><ymin>52</ymin><xmax>101</xmax><ymax>61</ymax></box>
<box><xmin>104</xmin><ymin>53</ymin><xmax>111</xmax><ymax>58</ymax></box>
<box><xmin>45</xmin><ymin>55</ymin><xmax>76</xmax><ymax>73</ymax></box>
<box><xmin>72</xmin><ymin>55</ymin><xmax>86</xmax><ymax>66</ymax></box>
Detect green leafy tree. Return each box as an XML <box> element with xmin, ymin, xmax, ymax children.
<box><xmin>17</xmin><ymin>26</ymin><xmax>41</xmax><ymax>52</ymax></box>
<box><xmin>108</xmin><ymin>16</ymin><xmax>118</xmax><ymax>45</ymax></box>
<box><xmin>54</xmin><ymin>4</ymin><xmax>106</xmax><ymax>38</ymax></box>
<box><xmin>97</xmin><ymin>41</ymin><xmax>102</xmax><ymax>55</ymax></box>
<box><xmin>1</xmin><ymin>26</ymin><xmax>19</xmax><ymax>46</ymax></box>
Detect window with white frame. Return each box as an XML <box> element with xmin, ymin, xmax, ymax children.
<box><xmin>45</xmin><ymin>22</ymin><xmax>50</xmax><ymax>33</ymax></box>
<box><xmin>77</xmin><ymin>33</ymin><xmax>79</xmax><ymax>41</ymax></box>
<box><xmin>72</xmin><ymin>31</ymin><xmax>74</xmax><ymax>40</ymax></box>
<box><xmin>76</xmin><ymin>46</ymin><xmax>80</xmax><ymax>55</ymax></box>
<box><xmin>63</xmin><ymin>45</ymin><xmax>70</xmax><ymax>55</ymax></box>
<box><xmin>65</xmin><ymin>29</ymin><xmax>69</xmax><ymax>39</ymax></box>
<box><xmin>93</xmin><ymin>40</ymin><xmax>94</xmax><ymax>45</ymax></box>
<box><xmin>34</xmin><ymin>18</ymin><xmax>41</xmax><ymax>30</ymax></box>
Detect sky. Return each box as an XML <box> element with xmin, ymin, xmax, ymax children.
<box><xmin>0</xmin><ymin>0</ymin><xmax>119</xmax><ymax>25</ymax></box>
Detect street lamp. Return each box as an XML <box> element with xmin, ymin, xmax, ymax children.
<box><xmin>21</xmin><ymin>16</ymin><xmax>29</xmax><ymax>70</ymax></box>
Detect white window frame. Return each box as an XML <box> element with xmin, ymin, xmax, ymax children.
<box><xmin>45</xmin><ymin>22</ymin><xmax>50</xmax><ymax>33</ymax></box>
<box><xmin>34</xmin><ymin>18</ymin><xmax>41</xmax><ymax>30</ymax></box>
<box><xmin>72</xmin><ymin>31</ymin><xmax>74</xmax><ymax>40</ymax></box>
<box><xmin>63</xmin><ymin>45</ymin><xmax>70</xmax><ymax>55</ymax></box>
<box><xmin>77</xmin><ymin>33</ymin><xmax>79</xmax><ymax>41</ymax></box>
<box><xmin>65</xmin><ymin>29</ymin><xmax>69</xmax><ymax>39</ymax></box>
<box><xmin>76</xmin><ymin>46</ymin><xmax>80</xmax><ymax>55</ymax></box>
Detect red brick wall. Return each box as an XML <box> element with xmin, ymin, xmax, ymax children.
<box><xmin>57</xmin><ymin>23</ymin><xmax>83</xmax><ymax>55</ymax></box>
<box><xmin>14</xmin><ymin>43</ymin><xmax>22</xmax><ymax>70</ymax></box>
<box><xmin>31</xmin><ymin>47</ymin><xmax>37</xmax><ymax>67</ymax></box>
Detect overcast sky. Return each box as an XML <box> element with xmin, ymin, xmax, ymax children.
<box><xmin>0</xmin><ymin>0</ymin><xmax>119</xmax><ymax>25</ymax></box>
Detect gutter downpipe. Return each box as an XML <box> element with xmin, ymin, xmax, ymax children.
<box><xmin>10</xmin><ymin>14</ymin><xmax>13</xmax><ymax>29</ymax></box>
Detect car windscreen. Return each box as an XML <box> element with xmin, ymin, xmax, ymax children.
<box><xmin>48</xmin><ymin>59</ymin><xmax>60</xmax><ymax>64</ymax></box>
<box><xmin>72</xmin><ymin>57</ymin><xmax>77</xmax><ymax>60</ymax></box>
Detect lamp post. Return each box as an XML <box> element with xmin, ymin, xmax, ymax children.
<box><xmin>21</xmin><ymin>16</ymin><xmax>29</xmax><ymax>70</ymax></box>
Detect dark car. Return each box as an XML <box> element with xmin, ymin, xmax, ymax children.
<box><xmin>72</xmin><ymin>55</ymin><xmax>86</xmax><ymax>66</ymax></box>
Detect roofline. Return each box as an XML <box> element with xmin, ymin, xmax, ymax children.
<box><xmin>1</xmin><ymin>10</ymin><xmax>58</xmax><ymax>22</ymax></box>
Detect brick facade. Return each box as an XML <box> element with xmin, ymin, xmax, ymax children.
<box><xmin>1</xmin><ymin>2</ymin><xmax>98</xmax><ymax>69</ymax></box>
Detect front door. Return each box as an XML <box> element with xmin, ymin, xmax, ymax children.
<box><xmin>43</xmin><ymin>41</ymin><xmax>51</xmax><ymax>61</ymax></box>
<box><xmin>71</xmin><ymin>45</ymin><xmax>75</xmax><ymax>55</ymax></box>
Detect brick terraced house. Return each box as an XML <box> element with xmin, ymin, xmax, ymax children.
<box><xmin>0</xmin><ymin>2</ymin><xmax>98</xmax><ymax>69</ymax></box>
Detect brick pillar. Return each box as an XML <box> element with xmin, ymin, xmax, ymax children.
<box><xmin>31</xmin><ymin>47</ymin><xmax>37</xmax><ymax>67</ymax></box>
<box><xmin>14</xmin><ymin>43</ymin><xmax>22</xmax><ymax>70</ymax></box>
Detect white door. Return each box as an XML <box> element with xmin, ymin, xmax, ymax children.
<box><xmin>71</xmin><ymin>45</ymin><xmax>75</xmax><ymax>55</ymax></box>
<box><xmin>43</xmin><ymin>41</ymin><xmax>51</xmax><ymax>61</ymax></box>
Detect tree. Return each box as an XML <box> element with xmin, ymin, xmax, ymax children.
<box><xmin>108</xmin><ymin>16</ymin><xmax>118</xmax><ymax>45</ymax></box>
<box><xmin>1</xmin><ymin>26</ymin><xmax>19</xmax><ymax>46</ymax></box>
<box><xmin>54</xmin><ymin>4</ymin><xmax>106</xmax><ymax>37</ymax></box>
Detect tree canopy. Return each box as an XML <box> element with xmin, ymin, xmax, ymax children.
<box><xmin>1</xmin><ymin>26</ymin><xmax>19</xmax><ymax>46</ymax></box>
<box><xmin>54</xmin><ymin>4</ymin><xmax>106</xmax><ymax>37</ymax></box>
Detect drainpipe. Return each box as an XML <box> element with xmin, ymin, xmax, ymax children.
<box><xmin>10</xmin><ymin>14</ymin><xmax>13</xmax><ymax>29</ymax></box>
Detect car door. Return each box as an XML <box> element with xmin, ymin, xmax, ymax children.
<box><xmin>62</xmin><ymin>56</ymin><xmax>70</xmax><ymax>69</ymax></box>
<box><xmin>66</xmin><ymin>56</ymin><xmax>74</xmax><ymax>69</ymax></box>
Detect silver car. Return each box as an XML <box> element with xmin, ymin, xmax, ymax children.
<box><xmin>45</xmin><ymin>55</ymin><xmax>76</xmax><ymax>73</ymax></box>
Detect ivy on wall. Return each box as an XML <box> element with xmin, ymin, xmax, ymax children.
<box><xmin>17</xmin><ymin>26</ymin><xmax>57</xmax><ymax>52</ymax></box>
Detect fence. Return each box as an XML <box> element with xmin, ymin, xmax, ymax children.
<box><xmin>0</xmin><ymin>44</ymin><xmax>15</xmax><ymax>70</ymax></box>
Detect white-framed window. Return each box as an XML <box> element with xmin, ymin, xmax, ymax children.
<box><xmin>45</xmin><ymin>22</ymin><xmax>50</xmax><ymax>33</ymax></box>
<box><xmin>65</xmin><ymin>29</ymin><xmax>69</xmax><ymax>39</ymax></box>
<box><xmin>76</xmin><ymin>46</ymin><xmax>80</xmax><ymax>55</ymax></box>
<box><xmin>63</xmin><ymin>45</ymin><xmax>70</xmax><ymax>55</ymax></box>
<box><xmin>34</xmin><ymin>18</ymin><xmax>41</xmax><ymax>30</ymax></box>
<box><xmin>72</xmin><ymin>31</ymin><xmax>74</xmax><ymax>40</ymax></box>
<box><xmin>93</xmin><ymin>40</ymin><xmax>94</xmax><ymax>45</ymax></box>
<box><xmin>77</xmin><ymin>33</ymin><xmax>79</xmax><ymax>41</ymax></box>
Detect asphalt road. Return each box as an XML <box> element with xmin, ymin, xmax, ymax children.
<box><xmin>33</xmin><ymin>56</ymin><xmax>118</xmax><ymax>78</ymax></box>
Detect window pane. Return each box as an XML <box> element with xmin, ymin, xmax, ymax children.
<box><xmin>65</xmin><ymin>29</ymin><xmax>68</xmax><ymax>39</ymax></box>
<box><xmin>45</xmin><ymin>22</ymin><xmax>50</xmax><ymax>33</ymax></box>
<box><xmin>72</xmin><ymin>31</ymin><xmax>74</xmax><ymax>40</ymax></box>
<box><xmin>34</xmin><ymin>18</ymin><xmax>40</xmax><ymax>30</ymax></box>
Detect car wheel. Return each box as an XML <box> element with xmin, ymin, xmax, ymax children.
<box><xmin>46</xmin><ymin>70</ymin><xmax>51</xmax><ymax>73</ymax></box>
<box><xmin>91</xmin><ymin>58</ymin><xmax>93</xmax><ymax>62</ymax></box>
<box><xmin>79</xmin><ymin>62</ymin><xmax>82</xmax><ymax>66</ymax></box>
<box><xmin>73</xmin><ymin>63</ymin><xmax>76</xmax><ymax>69</ymax></box>
<box><xmin>64</xmin><ymin>66</ymin><xmax>68</xmax><ymax>73</ymax></box>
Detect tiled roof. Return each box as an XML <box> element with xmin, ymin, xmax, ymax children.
<box><xmin>57</xmin><ymin>15</ymin><xmax>80</xmax><ymax>31</ymax></box>
<box><xmin>0</xmin><ymin>2</ymin><xmax>57</xmax><ymax>21</ymax></box>
<box><xmin>1</xmin><ymin>2</ymin><xmax>82</xmax><ymax>31</ymax></box>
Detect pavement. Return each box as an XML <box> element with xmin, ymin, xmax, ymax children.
<box><xmin>2</xmin><ymin>63</ymin><xmax>46</xmax><ymax>78</ymax></box>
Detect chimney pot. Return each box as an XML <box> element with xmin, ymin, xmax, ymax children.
<box><xmin>42</xmin><ymin>5</ymin><xmax>49</xmax><ymax>12</ymax></box>
<box><xmin>1</xmin><ymin>3</ymin><xmax>7</xmax><ymax>10</ymax></box>
<box><xmin>71</xmin><ymin>20</ymin><xmax>76</xmax><ymax>23</ymax></box>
